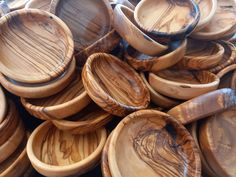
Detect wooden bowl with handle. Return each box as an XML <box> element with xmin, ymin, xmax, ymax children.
<box><xmin>25</xmin><ymin>0</ymin><xmax>51</xmax><ymax>11</ymax></box>
<box><xmin>0</xmin><ymin>86</ymin><xmax>7</xmax><ymax>124</ymax></box>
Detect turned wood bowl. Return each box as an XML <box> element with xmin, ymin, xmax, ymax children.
<box><xmin>113</xmin><ymin>4</ymin><xmax>167</xmax><ymax>56</ymax></box>
<box><xmin>0</xmin><ymin>57</ymin><xmax>76</xmax><ymax>99</ymax></box>
<box><xmin>168</xmin><ymin>88</ymin><xmax>236</xmax><ymax>125</ymax></box>
<box><xmin>0</xmin><ymin>86</ymin><xmax>7</xmax><ymax>123</ymax></box>
<box><xmin>108</xmin><ymin>110</ymin><xmax>201</xmax><ymax>177</ymax></box>
<box><xmin>149</xmin><ymin>70</ymin><xmax>219</xmax><ymax>100</ymax></box>
<box><xmin>0</xmin><ymin>9</ymin><xmax>74</xmax><ymax>84</ymax></box>
<box><xmin>82</xmin><ymin>53</ymin><xmax>150</xmax><ymax>117</ymax></box>
<box><xmin>125</xmin><ymin>40</ymin><xmax>187</xmax><ymax>72</ymax></box>
<box><xmin>27</xmin><ymin>121</ymin><xmax>107</xmax><ymax>177</ymax></box>
<box><xmin>25</xmin><ymin>0</ymin><xmax>51</xmax><ymax>11</ymax></box>
<box><xmin>6</xmin><ymin>0</ymin><xmax>29</xmax><ymax>10</ymax></box>
<box><xmin>218</xmin><ymin>67</ymin><xmax>235</xmax><ymax>89</ymax></box>
<box><xmin>134</xmin><ymin>0</ymin><xmax>200</xmax><ymax>42</ymax></box>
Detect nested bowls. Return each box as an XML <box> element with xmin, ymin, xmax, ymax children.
<box><xmin>25</xmin><ymin>0</ymin><xmax>51</xmax><ymax>11</ymax></box>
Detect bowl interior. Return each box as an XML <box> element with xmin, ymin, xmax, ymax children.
<box><xmin>195</xmin><ymin>0</ymin><xmax>214</xmax><ymax>23</ymax></box>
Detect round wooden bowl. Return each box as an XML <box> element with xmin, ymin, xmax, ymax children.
<box><xmin>0</xmin><ymin>57</ymin><xmax>76</xmax><ymax>99</ymax></box>
<box><xmin>114</xmin><ymin>4</ymin><xmax>167</xmax><ymax>56</ymax></box>
<box><xmin>149</xmin><ymin>70</ymin><xmax>219</xmax><ymax>100</ymax></box>
<box><xmin>27</xmin><ymin>121</ymin><xmax>107</xmax><ymax>177</ymax></box>
<box><xmin>101</xmin><ymin>133</ymin><xmax>112</xmax><ymax>177</ymax></box>
<box><xmin>168</xmin><ymin>88</ymin><xmax>236</xmax><ymax>125</ymax></box>
<box><xmin>108</xmin><ymin>110</ymin><xmax>201</xmax><ymax>177</ymax></box>
<box><xmin>199</xmin><ymin>108</ymin><xmax>236</xmax><ymax>177</ymax></box>
<box><xmin>6</xmin><ymin>0</ymin><xmax>29</xmax><ymax>10</ymax></box>
<box><xmin>217</xmin><ymin>64</ymin><xmax>236</xmax><ymax>79</ymax></box>
<box><xmin>25</xmin><ymin>0</ymin><xmax>51</xmax><ymax>11</ymax></box>
<box><xmin>125</xmin><ymin>40</ymin><xmax>187</xmax><ymax>72</ymax></box>
<box><xmin>0</xmin><ymin>86</ymin><xmax>7</xmax><ymax>123</ymax></box>
<box><xmin>0</xmin><ymin>9</ymin><xmax>74</xmax><ymax>84</ymax></box>
<box><xmin>82</xmin><ymin>53</ymin><xmax>150</xmax><ymax>117</ymax></box>
<box><xmin>52</xmin><ymin>103</ymin><xmax>112</xmax><ymax>134</ymax></box>
<box><xmin>21</xmin><ymin>70</ymin><xmax>91</xmax><ymax>120</ymax></box>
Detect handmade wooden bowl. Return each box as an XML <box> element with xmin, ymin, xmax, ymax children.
<box><xmin>217</xmin><ymin>64</ymin><xmax>236</xmax><ymax>79</ymax></box>
<box><xmin>101</xmin><ymin>133</ymin><xmax>112</xmax><ymax>177</ymax></box>
<box><xmin>199</xmin><ymin>108</ymin><xmax>236</xmax><ymax>177</ymax></box>
<box><xmin>6</xmin><ymin>0</ymin><xmax>29</xmax><ymax>10</ymax></box>
<box><xmin>27</xmin><ymin>121</ymin><xmax>107</xmax><ymax>177</ymax></box>
<box><xmin>168</xmin><ymin>88</ymin><xmax>236</xmax><ymax>124</ymax></box>
<box><xmin>82</xmin><ymin>53</ymin><xmax>150</xmax><ymax>117</ymax></box>
<box><xmin>0</xmin><ymin>9</ymin><xmax>74</xmax><ymax>84</ymax></box>
<box><xmin>108</xmin><ymin>110</ymin><xmax>201</xmax><ymax>177</ymax></box>
<box><xmin>0</xmin><ymin>57</ymin><xmax>76</xmax><ymax>99</ymax></box>
<box><xmin>25</xmin><ymin>0</ymin><xmax>51</xmax><ymax>11</ymax></box>
<box><xmin>0</xmin><ymin>86</ymin><xmax>7</xmax><ymax>123</ymax></box>
<box><xmin>125</xmin><ymin>40</ymin><xmax>187</xmax><ymax>72</ymax></box>
<box><xmin>149</xmin><ymin>70</ymin><xmax>219</xmax><ymax>100</ymax></box>
<box><xmin>114</xmin><ymin>4</ymin><xmax>167</xmax><ymax>56</ymax></box>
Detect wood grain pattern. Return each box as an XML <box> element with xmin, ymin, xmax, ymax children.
<box><xmin>0</xmin><ymin>86</ymin><xmax>6</xmax><ymax>123</ymax></box>
<box><xmin>168</xmin><ymin>88</ymin><xmax>236</xmax><ymax>124</ymax></box>
<box><xmin>231</xmin><ymin>70</ymin><xmax>236</xmax><ymax>90</ymax></box>
<box><xmin>25</xmin><ymin>0</ymin><xmax>51</xmax><ymax>11</ymax></box>
<box><xmin>7</xmin><ymin>0</ymin><xmax>29</xmax><ymax>10</ymax></box>
<box><xmin>218</xmin><ymin>69</ymin><xmax>234</xmax><ymax>89</ymax></box>
<box><xmin>101</xmin><ymin>133</ymin><xmax>112</xmax><ymax>177</ymax></box>
<box><xmin>0</xmin><ymin>9</ymin><xmax>74</xmax><ymax>84</ymax></box>
<box><xmin>82</xmin><ymin>53</ymin><xmax>150</xmax><ymax>117</ymax></box>
<box><xmin>108</xmin><ymin>110</ymin><xmax>201</xmax><ymax>177</ymax></box>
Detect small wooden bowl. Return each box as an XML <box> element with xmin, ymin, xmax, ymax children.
<box><xmin>0</xmin><ymin>86</ymin><xmax>7</xmax><ymax>123</ymax></box>
<box><xmin>168</xmin><ymin>88</ymin><xmax>236</xmax><ymax>125</ymax></box>
<box><xmin>125</xmin><ymin>40</ymin><xmax>187</xmax><ymax>72</ymax></box>
<box><xmin>25</xmin><ymin>0</ymin><xmax>51</xmax><ymax>11</ymax></box>
<box><xmin>108</xmin><ymin>110</ymin><xmax>201</xmax><ymax>177</ymax></box>
<box><xmin>134</xmin><ymin>0</ymin><xmax>200</xmax><ymax>42</ymax></box>
<box><xmin>52</xmin><ymin>103</ymin><xmax>112</xmax><ymax>134</ymax></box>
<box><xmin>0</xmin><ymin>57</ymin><xmax>76</xmax><ymax>99</ymax></box>
<box><xmin>114</xmin><ymin>4</ymin><xmax>167</xmax><ymax>56</ymax></box>
<box><xmin>0</xmin><ymin>9</ymin><xmax>74</xmax><ymax>84</ymax></box>
<box><xmin>21</xmin><ymin>70</ymin><xmax>91</xmax><ymax>120</ymax></box>
<box><xmin>27</xmin><ymin>121</ymin><xmax>107</xmax><ymax>177</ymax></box>
<box><xmin>149</xmin><ymin>70</ymin><xmax>219</xmax><ymax>100</ymax></box>
<box><xmin>6</xmin><ymin>0</ymin><xmax>29</xmax><ymax>10</ymax></box>
<box><xmin>82</xmin><ymin>53</ymin><xmax>150</xmax><ymax>117</ymax></box>
<box><xmin>101</xmin><ymin>132</ymin><xmax>112</xmax><ymax>177</ymax></box>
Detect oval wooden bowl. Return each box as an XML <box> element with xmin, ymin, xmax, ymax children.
<box><xmin>52</xmin><ymin>103</ymin><xmax>112</xmax><ymax>134</ymax></box>
<box><xmin>0</xmin><ymin>57</ymin><xmax>76</xmax><ymax>99</ymax></box>
<box><xmin>108</xmin><ymin>110</ymin><xmax>201</xmax><ymax>177</ymax></box>
<box><xmin>199</xmin><ymin>108</ymin><xmax>236</xmax><ymax>177</ymax></box>
<box><xmin>21</xmin><ymin>70</ymin><xmax>91</xmax><ymax>120</ymax></box>
<box><xmin>101</xmin><ymin>133</ymin><xmax>112</xmax><ymax>177</ymax></box>
<box><xmin>149</xmin><ymin>70</ymin><xmax>219</xmax><ymax>100</ymax></box>
<box><xmin>125</xmin><ymin>40</ymin><xmax>187</xmax><ymax>72</ymax></box>
<box><xmin>27</xmin><ymin>121</ymin><xmax>107</xmax><ymax>177</ymax></box>
<box><xmin>114</xmin><ymin>4</ymin><xmax>167</xmax><ymax>56</ymax></box>
<box><xmin>0</xmin><ymin>9</ymin><xmax>74</xmax><ymax>84</ymax></box>
<box><xmin>25</xmin><ymin>0</ymin><xmax>51</xmax><ymax>11</ymax></box>
<box><xmin>6</xmin><ymin>0</ymin><xmax>29</xmax><ymax>10</ymax></box>
<box><xmin>0</xmin><ymin>86</ymin><xmax>7</xmax><ymax>123</ymax></box>
<box><xmin>82</xmin><ymin>53</ymin><xmax>150</xmax><ymax>117</ymax></box>
<box><xmin>168</xmin><ymin>88</ymin><xmax>236</xmax><ymax>125</ymax></box>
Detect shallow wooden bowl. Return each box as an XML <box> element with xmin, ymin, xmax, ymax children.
<box><xmin>25</xmin><ymin>0</ymin><xmax>51</xmax><ymax>11</ymax></box>
<box><xmin>149</xmin><ymin>70</ymin><xmax>219</xmax><ymax>100</ymax></box>
<box><xmin>168</xmin><ymin>88</ymin><xmax>236</xmax><ymax>124</ymax></box>
<box><xmin>27</xmin><ymin>121</ymin><xmax>107</xmax><ymax>177</ymax></box>
<box><xmin>6</xmin><ymin>0</ymin><xmax>29</xmax><ymax>10</ymax></box>
<box><xmin>101</xmin><ymin>133</ymin><xmax>112</xmax><ymax>177</ymax></box>
<box><xmin>0</xmin><ymin>86</ymin><xmax>7</xmax><ymax>123</ymax></box>
<box><xmin>0</xmin><ymin>57</ymin><xmax>76</xmax><ymax>99</ymax></box>
<box><xmin>21</xmin><ymin>70</ymin><xmax>91</xmax><ymax>120</ymax></box>
<box><xmin>0</xmin><ymin>9</ymin><xmax>74</xmax><ymax>84</ymax></box>
<box><xmin>114</xmin><ymin>4</ymin><xmax>167</xmax><ymax>56</ymax></box>
<box><xmin>125</xmin><ymin>40</ymin><xmax>187</xmax><ymax>72</ymax></box>
<box><xmin>108</xmin><ymin>110</ymin><xmax>201</xmax><ymax>177</ymax></box>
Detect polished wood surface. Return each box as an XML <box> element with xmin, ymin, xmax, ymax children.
<box><xmin>7</xmin><ymin>0</ymin><xmax>29</xmax><ymax>10</ymax></box>
<box><xmin>0</xmin><ymin>87</ymin><xmax>7</xmax><ymax>123</ymax></box>
<box><xmin>231</xmin><ymin>70</ymin><xmax>236</xmax><ymax>90</ymax></box>
<box><xmin>25</xmin><ymin>0</ymin><xmax>51</xmax><ymax>11</ymax></box>
<box><xmin>101</xmin><ymin>133</ymin><xmax>112</xmax><ymax>177</ymax></box>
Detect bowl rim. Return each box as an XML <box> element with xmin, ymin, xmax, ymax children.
<box><xmin>0</xmin><ymin>86</ymin><xmax>7</xmax><ymax>123</ymax></box>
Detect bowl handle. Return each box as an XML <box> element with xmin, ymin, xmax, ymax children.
<box><xmin>0</xmin><ymin>0</ymin><xmax>10</xmax><ymax>17</ymax></box>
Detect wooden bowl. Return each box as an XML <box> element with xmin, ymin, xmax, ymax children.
<box><xmin>25</xmin><ymin>0</ymin><xmax>51</xmax><ymax>11</ymax></box>
<box><xmin>27</xmin><ymin>121</ymin><xmax>107</xmax><ymax>177</ymax></box>
<box><xmin>0</xmin><ymin>57</ymin><xmax>76</xmax><ymax>99</ymax></box>
<box><xmin>134</xmin><ymin>0</ymin><xmax>200</xmax><ymax>42</ymax></box>
<box><xmin>217</xmin><ymin>64</ymin><xmax>236</xmax><ymax>79</ymax></box>
<box><xmin>149</xmin><ymin>70</ymin><xmax>219</xmax><ymax>100</ymax></box>
<box><xmin>114</xmin><ymin>4</ymin><xmax>167</xmax><ymax>56</ymax></box>
<box><xmin>125</xmin><ymin>40</ymin><xmax>187</xmax><ymax>72</ymax></box>
<box><xmin>0</xmin><ymin>86</ymin><xmax>7</xmax><ymax>123</ymax></box>
<box><xmin>52</xmin><ymin>103</ymin><xmax>112</xmax><ymax>134</ymax></box>
<box><xmin>82</xmin><ymin>53</ymin><xmax>150</xmax><ymax>117</ymax></box>
<box><xmin>0</xmin><ymin>9</ymin><xmax>74</xmax><ymax>84</ymax></box>
<box><xmin>6</xmin><ymin>0</ymin><xmax>29</xmax><ymax>10</ymax></box>
<box><xmin>101</xmin><ymin>133</ymin><xmax>112</xmax><ymax>177</ymax></box>
<box><xmin>108</xmin><ymin>110</ymin><xmax>201</xmax><ymax>177</ymax></box>
<box><xmin>218</xmin><ymin>67</ymin><xmax>235</xmax><ymax>89</ymax></box>
<box><xmin>21</xmin><ymin>70</ymin><xmax>91</xmax><ymax>120</ymax></box>
<box><xmin>168</xmin><ymin>88</ymin><xmax>236</xmax><ymax>125</ymax></box>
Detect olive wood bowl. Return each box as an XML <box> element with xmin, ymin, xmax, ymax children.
<box><xmin>108</xmin><ymin>110</ymin><xmax>201</xmax><ymax>177</ymax></box>
<box><xmin>82</xmin><ymin>53</ymin><xmax>150</xmax><ymax>117</ymax></box>
<box><xmin>27</xmin><ymin>121</ymin><xmax>107</xmax><ymax>177</ymax></box>
<box><xmin>216</xmin><ymin>64</ymin><xmax>236</xmax><ymax>79</ymax></box>
<box><xmin>0</xmin><ymin>9</ymin><xmax>74</xmax><ymax>84</ymax></box>
<box><xmin>6</xmin><ymin>0</ymin><xmax>29</xmax><ymax>10</ymax></box>
<box><xmin>25</xmin><ymin>0</ymin><xmax>51</xmax><ymax>11</ymax></box>
<box><xmin>0</xmin><ymin>86</ymin><xmax>7</xmax><ymax>123</ymax></box>
<box><xmin>101</xmin><ymin>133</ymin><xmax>112</xmax><ymax>177</ymax></box>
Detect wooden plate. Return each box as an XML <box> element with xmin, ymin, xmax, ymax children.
<box><xmin>168</xmin><ymin>88</ymin><xmax>236</xmax><ymax>125</ymax></box>
<box><xmin>0</xmin><ymin>9</ymin><xmax>74</xmax><ymax>84</ymax></box>
<box><xmin>101</xmin><ymin>132</ymin><xmax>112</xmax><ymax>177</ymax></box>
<box><xmin>82</xmin><ymin>53</ymin><xmax>150</xmax><ymax>117</ymax></box>
<box><xmin>108</xmin><ymin>110</ymin><xmax>201</xmax><ymax>177</ymax></box>
<box><xmin>6</xmin><ymin>0</ymin><xmax>29</xmax><ymax>10</ymax></box>
<box><xmin>27</xmin><ymin>121</ymin><xmax>107</xmax><ymax>177</ymax></box>
<box><xmin>25</xmin><ymin>0</ymin><xmax>51</xmax><ymax>11</ymax></box>
<box><xmin>0</xmin><ymin>86</ymin><xmax>7</xmax><ymax>123</ymax></box>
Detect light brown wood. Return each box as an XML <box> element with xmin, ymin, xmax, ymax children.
<box><xmin>7</xmin><ymin>0</ymin><xmax>29</xmax><ymax>10</ymax></box>
<box><xmin>0</xmin><ymin>9</ymin><xmax>74</xmax><ymax>84</ymax></box>
<box><xmin>109</xmin><ymin>0</ymin><xmax>135</xmax><ymax>10</ymax></box>
<box><xmin>218</xmin><ymin>69</ymin><xmax>234</xmax><ymax>89</ymax></box>
<box><xmin>27</xmin><ymin>121</ymin><xmax>107</xmax><ymax>177</ymax></box>
<box><xmin>217</xmin><ymin>64</ymin><xmax>236</xmax><ymax>79</ymax></box>
<box><xmin>101</xmin><ymin>133</ymin><xmax>112</xmax><ymax>177</ymax></box>
<box><xmin>25</xmin><ymin>0</ymin><xmax>51</xmax><ymax>11</ymax></box>
<box><xmin>0</xmin><ymin>86</ymin><xmax>7</xmax><ymax>123</ymax></box>
<box><xmin>231</xmin><ymin>70</ymin><xmax>236</xmax><ymax>89</ymax></box>
<box><xmin>108</xmin><ymin>110</ymin><xmax>201</xmax><ymax>177</ymax></box>
<box><xmin>168</xmin><ymin>88</ymin><xmax>236</xmax><ymax>125</ymax></box>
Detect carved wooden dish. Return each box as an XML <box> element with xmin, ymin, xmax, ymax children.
<box><xmin>0</xmin><ymin>86</ymin><xmax>7</xmax><ymax>123</ymax></box>
<box><xmin>101</xmin><ymin>133</ymin><xmax>112</xmax><ymax>177</ymax></box>
<box><xmin>0</xmin><ymin>9</ymin><xmax>74</xmax><ymax>84</ymax></box>
<box><xmin>6</xmin><ymin>0</ymin><xmax>29</xmax><ymax>10</ymax></box>
<box><xmin>25</xmin><ymin>0</ymin><xmax>51</xmax><ymax>11</ymax></box>
<box><xmin>168</xmin><ymin>88</ymin><xmax>236</xmax><ymax>124</ymax></box>
<box><xmin>114</xmin><ymin>4</ymin><xmax>167</xmax><ymax>56</ymax></box>
<box><xmin>27</xmin><ymin>121</ymin><xmax>107</xmax><ymax>177</ymax></box>
<box><xmin>82</xmin><ymin>53</ymin><xmax>150</xmax><ymax>117</ymax></box>
<box><xmin>108</xmin><ymin>110</ymin><xmax>201</xmax><ymax>177</ymax></box>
